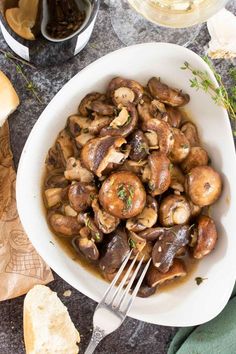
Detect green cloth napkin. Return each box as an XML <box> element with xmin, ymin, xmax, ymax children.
<box><xmin>168</xmin><ymin>284</ymin><xmax>236</xmax><ymax>354</ymax></box>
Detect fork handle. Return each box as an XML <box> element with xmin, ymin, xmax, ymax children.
<box><xmin>84</xmin><ymin>326</ymin><xmax>106</xmax><ymax>354</ymax></box>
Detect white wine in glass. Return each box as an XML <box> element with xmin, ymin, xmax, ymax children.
<box><xmin>109</xmin><ymin>0</ymin><xmax>229</xmax><ymax>46</ymax></box>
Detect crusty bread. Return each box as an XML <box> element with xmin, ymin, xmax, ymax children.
<box><xmin>0</xmin><ymin>71</ymin><xmax>20</xmax><ymax>127</ymax></box>
<box><xmin>24</xmin><ymin>285</ymin><xmax>80</xmax><ymax>354</ymax></box>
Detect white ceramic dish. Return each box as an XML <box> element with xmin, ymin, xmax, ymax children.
<box><xmin>16</xmin><ymin>43</ymin><xmax>236</xmax><ymax>327</ymax></box>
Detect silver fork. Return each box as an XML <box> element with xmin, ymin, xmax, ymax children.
<box><xmin>84</xmin><ymin>251</ymin><xmax>151</xmax><ymax>354</ymax></box>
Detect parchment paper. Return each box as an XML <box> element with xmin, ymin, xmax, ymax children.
<box><xmin>0</xmin><ymin>121</ymin><xmax>53</xmax><ymax>301</ymax></box>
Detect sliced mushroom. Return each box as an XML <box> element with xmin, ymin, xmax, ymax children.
<box><xmin>193</xmin><ymin>215</ymin><xmax>218</xmax><ymax>259</ymax></box>
<box><xmin>144</xmin><ymin>130</ymin><xmax>158</xmax><ymax>148</ymax></box>
<box><xmin>89</xmin><ymin>114</ymin><xmax>113</xmax><ymax>134</ymax></box>
<box><xmin>44</xmin><ymin>168</ymin><xmax>69</xmax><ymax>188</ymax></box>
<box><xmin>137</xmin><ymin>99</ymin><xmax>155</xmax><ymax>125</ymax></box>
<box><xmin>92</xmin><ymin>198</ymin><xmax>120</xmax><ymax>234</ymax></box>
<box><xmin>99</xmin><ymin>228</ymin><xmax>129</xmax><ymax>273</ymax></box>
<box><xmin>129</xmin><ymin>130</ymin><xmax>149</xmax><ymax>161</ymax></box>
<box><xmin>90</xmin><ymin>100</ymin><xmax>115</xmax><ymax>116</ymax></box>
<box><xmin>56</xmin><ymin>130</ymin><xmax>76</xmax><ymax>162</ymax></box>
<box><xmin>148</xmin><ymin>77</ymin><xmax>190</xmax><ymax>107</ymax></box>
<box><xmin>181</xmin><ymin>122</ymin><xmax>200</xmax><ymax>147</ymax></box>
<box><xmin>63</xmin><ymin>204</ymin><xmax>78</xmax><ymax>217</ymax></box>
<box><xmin>170</xmin><ymin>165</ymin><xmax>185</xmax><ymax>193</ymax></box>
<box><xmin>78</xmin><ymin>92</ymin><xmax>106</xmax><ymax>116</ymax></box>
<box><xmin>44</xmin><ymin>188</ymin><xmax>62</xmax><ymax>208</ymax></box>
<box><xmin>74</xmin><ymin>235</ymin><xmax>99</xmax><ymax>261</ymax></box>
<box><xmin>68</xmin><ymin>182</ymin><xmax>97</xmax><ymax>212</ymax></box>
<box><xmin>108</xmin><ymin>77</ymin><xmax>144</xmax><ymax>106</ymax></box>
<box><xmin>75</xmin><ymin>132</ymin><xmax>95</xmax><ymax>148</ymax></box>
<box><xmin>147</xmin><ymin>151</ymin><xmax>171</xmax><ymax>196</ymax></box>
<box><xmin>181</xmin><ymin>147</ymin><xmax>209</xmax><ymax>174</ymax></box>
<box><xmin>169</xmin><ymin>128</ymin><xmax>190</xmax><ymax>163</ymax></box>
<box><xmin>137</xmin><ymin>283</ymin><xmax>157</xmax><ymax>298</ymax></box>
<box><xmin>64</xmin><ymin>158</ymin><xmax>94</xmax><ymax>183</ymax></box>
<box><xmin>99</xmin><ymin>171</ymin><xmax>146</xmax><ymax>219</ymax></box>
<box><xmin>100</xmin><ymin>104</ymin><xmax>138</xmax><ymax>137</ymax></box>
<box><xmin>81</xmin><ymin>136</ymin><xmax>129</xmax><ymax>177</ymax></box>
<box><xmin>48</xmin><ymin>213</ymin><xmax>81</xmax><ymax>236</ymax></box>
<box><xmin>152</xmin><ymin>225</ymin><xmax>190</xmax><ymax>273</ymax></box>
<box><xmin>165</xmin><ymin>106</ymin><xmax>183</xmax><ymax>128</ymax></box>
<box><xmin>159</xmin><ymin>195</ymin><xmax>191</xmax><ymax>227</ymax></box>
<box><xmin>147</xmin><ymin>258</ymin><xmax>186</xmax><ymax>287</ymax></box>
<box><xmin>143</xmin><ymin>118</ymin><xmax>174</xmax><ymax>154</ymax></box>
<box><xmin>67</xmin><ymin>115</ymin><xmax>90</xmax><ymax>137</ymax></box>
<box><xmin>185</xmin><ymin>166</ymin><xmax>222</xmax><ymax>207</ymax></box>
<box><xmin>126</xmin><ymin>196</ymin><xmax>158</xmax><ymax>232</ymax></box>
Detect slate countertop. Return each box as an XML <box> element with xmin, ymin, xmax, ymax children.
<box><xmin>0</xmin><ymin>2</ymin><xmax>235</xmax><ymax>354</ymax></box>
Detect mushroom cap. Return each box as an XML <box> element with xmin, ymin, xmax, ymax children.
<box><xmin>169</xmin><ymin>128</ymin><xmax>190</xmax><ymax>163</ymax></box>
<box><xmin>181</xmin><ymin>146</ymin><xmax>209</xmax><ymax>174</ymax></box>
<box><xmin>147</xmin><ymin>258</ymin><xmax>186</xmax><ymax>287</ymax></box>
<box><xmin>48</xmin><ymin>213</ymin><xmax>81</xmax><ymax>236</ymax></box>
<box><xmin>159</xmin><ymin>194</ymin><xmax>191</xmax><ymax>227</ymax></box>
<box><xmin>148</xmin><ymin>151</ymin><xmax>171</xmax><ymax>196</ymax></box>
<box><xmin>181</xmin><ymin>122</ymin><xmax>200</xmax><ymax>147</ymax></box>
<box><xmin>99</xmin><ymin>171</ymin><xmax>146</xmax><ymax>219</ymax></box>
<box><xmin>185</xmin><ymin>166</ymin><xmax>222</xmax><ymax>207</ymax></box>
<box><xmin>193</xmin><ymin>215</ymin><xmax>218</xmax><ymax>259</ymax></box>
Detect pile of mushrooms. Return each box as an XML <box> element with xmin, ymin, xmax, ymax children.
<box><xmin>43</xmin><ymin>76</ymin><xmax>222</xmax><ymax>297</ymax></box>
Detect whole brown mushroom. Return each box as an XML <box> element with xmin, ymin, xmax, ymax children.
<box><xmin>159</xmin><ymin>195</ymin><xmax>191</xmax><ymax>227</ymax></box>
<box><xmin>92</xmin><ymin>198</ymin><xmax>120</xmax><ymax>234</ymax></box>
<box><xmin>48</xmin><ymin>213</ymin><xmax>81</xmax><ymax>236</ymax></box>
<box><xmin>129</xmin><ymin>130</ymin><xmax>149</xmax><ymax>161</ymax></box>
<box><xmin>108</xmin><ymin>77</ymin><xmax>144</xmax><ymax>106</ymax></box>
<box><xmin>181</xmin><ymin>122</ymin><xmax>200</xmax><ymax>147</ymax></box>
<box><xmin>68</xmin><ymin>182</ymin><xmax>97</xmax><ymax>212</ymax></box>
<box><xmin>169</xmin><ymin>128</ymin><xmax>190</xmax><ymax>163</ymax></box>
<box><xmin>193</xmin><ymin>215</ymin><xmax>218</xmax><ymax>259</ymax></box>
<box><xmin>99</xmin><ymin>171</ymin><xmax>146</xmax><ymax>219</ymax></box>
<box><xmin>147</xmin><ymin>151</ymin><xmax>171</xmax><ymax>196</ymax></box>
<box><xmin>185</xmin><ymin>166</ymin><xmax>222</xmax><ymax>207</ymax></box>
<box><xmin>148</xmin><ymin>77</ymin><xmax>190</xmax><ymax>107</ymax></box>
<box><xmin>78</xmin><ymin>92</ymin><xmax>106</xmax><ymax>116</ymax></box>
<box><xmin>181</xmin><ymin>147</ymin><xmax>209</xmax><ymax>174</ymax></box>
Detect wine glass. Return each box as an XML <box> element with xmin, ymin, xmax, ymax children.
<box><xmin>108</xmin><ymin>0</ymin><xmax>229</xmax><ymax>47</ymax></box>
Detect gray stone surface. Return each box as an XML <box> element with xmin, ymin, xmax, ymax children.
<box><xmin>0</xmin><ymin>2</ymin><xmax>235</xmax><ymax>354</ymax></box>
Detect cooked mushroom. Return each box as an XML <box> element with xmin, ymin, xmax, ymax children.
<box><xmin>83</xmin><ymin>216</ymin><xmax>103</xmax><ymax>243</ymax></box>
<box><xmin>148</xmin><ymin>77</ymin><xmax>190</xmax><ymax>107</ymax></box>
<box><xmin>45</xmin><ymin>188</ymin><xmax>62</xmax><ymax>208</ymax></box>
<box><xmin>129</xmin><ymin>130</ymin><xmax>149</xmax><ymax>161</ymax></box>
<box><xmin>165</xmin><ymin>106</ymin><xmax>183</xmax><ymax>128</ymax></box>
<box><xmin>90</xmin><ymin>100</ymin><xmax>115</xmax><ymax>116</ymax></box>
<box><xmin>44</xmin><ymin>169</ymin><xmax>69</xmax><ymax>188</ymax></box>
<box><xmin>68</xmin><ymin>182</ymin><xmax>97</xmax><ymax>212</ymax></box>
<box><xmin>181</xmin><ymin>122</ymin><xmax>200</xmax><ymax>147</ymax></box>
<box><xmin>67</xmin><ymin>115</ymin><xmax>90</xmax><ymax>137</ymax></box>
<box><xmin>74</xmin><ymin>235</ymin><xmax>99</xmax><ymax>261</ymax></box>
<box><xmin>89</xmin><ymin>114</ymin><xmax>113</xmax><ymax>134</ymax></box>
<box><xmin>129</xmin><ymin>231</ymin><xmax>146</xmax><ymax>253</ymax></box>
<box><xmin>119</xmin><ymin>159</ymin><xmax>147</xmax><ymax>176</ymax></box>
<box><xmin>92</xmin><ymin>198</ymin><xmax>120</xmax><ymax>234</ymax></box>
<box><xmin>170</xmin><ymin>165</ymin><xmax>185</xmax><ymax>193</ymax></box>
<box><xmin>100</xmin><ymin>105</ymin><xmax>138</xmax><ymax>137</ymax></box>
<box><xmin>78</xmin><ymin>92</ymin><xmax>106</xmax><ymax>116</ymax></box>
<box><xmin>126</xmin><ymin>196</ymin><xmax>158</xmax><ymax>232</ymax></box>
<box><xmin>75</xmin><ymin>132</ymin><xmax>95</xmax><ymax>147</ymax></box>
<box><xmin>188</xmin><ymin>198</ymin><xmax>202</xmax><ymax>219</ymax></box>
<box><xmin>144</xmin><ymin>130</ymin><xmax>158</xmax><ymax>148</ymax></box>
<box><xmin>108</xmin><ymin>77</ymin><xmax>144</xmax><ymax>106</ymax></box>
<box><xmin>146</xmin><ymin>259</ymin><xmax>186</xmax><ymax>287</ymax></box>
<box><xmin>99</xmin><ymin>228</ymin><xmax>129</xmax><ymax>273</ymax></box>
<box><xmin>99</xmin><ymin>171</ymin><xmax>146</xmax><ymax>219</ymax></box>
<box><xmin>159</xmin><ymin>195</ymin><xmax>191</xmax><ymax>227</ymax></box>
<box><xmin>193</xmin><ymin>215</ymin><xmax>218</xmax><ymax>259</ymax></box>
<box><xmin>143</xmin><ymin>118</ymin><xmax>174</xmax><ymax>154</ymax></box>
<box><xmin>136</xmin><ymin>241</ymin><xmax>153</xmax><ymax>262</ymax></box>
<box><xmin>152</xmin><ymin>225</ymin><xmax>190</xmax><ymax>273</ymax></box>
<box><xmin>147</xmin><ymin>151</ymin><xmax>171</xmax><ymax>196</ymax></box>
<box><xmin>137</xmin><ymin>283</ymin><xmax>157</xmax><ymax>298</ymax></box>
<box><xmin>138</xmin><ymin>227</ymin><xmax>164</xmax><ymax>241</ymax></box>
<box><xmin>137</xmin><ymin>99</ymin><xmax>155</xmax><ymax>125</ymax></box>
<box><xmin>181</xmin><ymin>147</ymin><xmax>209</xmax><ymax>174</ymax></box>
<box><xmin>81</xmin><ymin>136</ymin><xmax>129</xmax><ymax>177</ymax></box>
<box><xmin>64</xmin><ymin>158</ymin><xmax>94</xmax><ymax>183</ymax></box>
<box><xmin>63</xmin><ymin>204</ymin><xmax>78</xmax><ymax>217</ymax></box>
<box><xmin>169</xmin><ymin>128</ymin><xmax>190</xmax><ymax>163</ymax></box>
<box><xmin>185</xmin><ymin>166</ymin><xmax>222</xmax><ymax>207</ymax></box>
<box><xmin>48</xmin><ymin>213</ymin><xmax>81</xmax><ymax>236</ymax></box>
<box><xmin>103</xmin><ymin>262</ymin><xmax>136</xmax><ymax>284</ymax></box>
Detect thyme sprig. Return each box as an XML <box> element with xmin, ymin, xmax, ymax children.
<box><xmin>0</xmin><ymin>49</ymin><xmax>43</xmax><ymax>104</ymax></box>
<box><xmin>181</xmin><ymin>57</ymin><xmax>236</xmax><ymax>121</ymax></box>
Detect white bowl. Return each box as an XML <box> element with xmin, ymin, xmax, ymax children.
<box><xmin>16</xmin><ymin>43</ymin><xmax>236</xmax><ymax>327</ymax></box>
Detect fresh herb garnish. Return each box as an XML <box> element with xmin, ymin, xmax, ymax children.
<box><xmin>94</xmin><ymin>232</ymin><xmax>101</xmax><ymax>241</ymax></box>
<box><xmin>0</xmin><ymin>49</ymin><xmax>43</xmax><ymax>104</ymax></box>
<box><xmin>181</xmin><ymin>58</ymin><xmax>236</xmax><ymax>121</ymax></box>
<box><xmin>129</xmin><ymin>238</ymin><xmax>136</xmax><ymax>249</ymax></box>
<box><xmin>117</xmin><ymin>183</ymin><xmax>134</xmax><ymax>210</ymax></box>
<box><xmin>195</xmin><ymin>276</ymin><xmax>207</xmax><ymax>286</ymax></box>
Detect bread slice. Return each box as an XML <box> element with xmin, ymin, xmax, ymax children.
<box><xmin>0</xmin><ymin>71</ymin><xmax>20</xmax><ymax>127</ymax></box>
<box><xmin>24</xmin><ymin>285</ymin><xmax>80</xmax><ymax>354</ymax></box>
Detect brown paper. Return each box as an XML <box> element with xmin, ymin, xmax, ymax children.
<box><xmin>0</xmin><ymin>121</ymin><xmax>53</xmax><ymax>301</ymax></box>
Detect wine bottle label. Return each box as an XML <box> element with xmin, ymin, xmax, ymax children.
<box><xmin>0</xmin><ymin>21</ymin><xmax>29</xmax><ymax>61</ymax></box>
